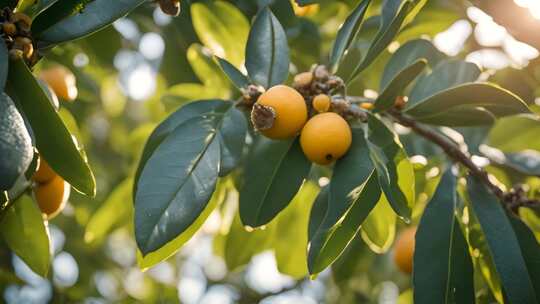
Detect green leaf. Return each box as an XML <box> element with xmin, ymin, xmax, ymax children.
<box><xmin>308</xmin><ymin>173</ymin><xmax>380</xmax><ymax>275</ymax></box>
<box><xmin>488</xmin><ymin>114</ymin><xmax>540</xmax><ymax>152</ymax></box>
<box><xmin>0</xmin><ymin>93</ymin><xmax>33</xmax><ymax>191</ymax></box>
<box><xmin>308</xmin><ymin>186</ymin><xmax>328</xmax><ymax>242</ymax></box>
<box><xmin>218</xmin><ymin>105</ymin><xmax>248</xmax><ymax>177</ymax></box>
<box><xmin>0</xmin><ymin>39</ymin><xmax>7</xmax><ymax>89</ymax></box>
<box><xmin>328</xmin><ymin>0</ymin><xmax>371</xmax><ymax>73</ymax></box>
<box><xmin>407</xmin><ymin>60</ymin><xmax>480</xmax><ymax>108</ymax></box>
<box><xmin>483</xmin><ymin>147</ymin><xmax>540</xmax><ymax>176</ymax></box>
<box><xmin>187</xmin><ymin>44</ymin><xmax>230</xmax><ymax>96</ymax></box>
<box><xmin>7</xmin><ymin>59</ymin><xmax>95</xmax><ymax>196</ymax></box>
<box><xmin>467</xmin><ymin>176</ymin><xmax>538</xmax><ymax>304</ymax></box>
<box><xmin>161</xmin><ymin>84</ymin><xmax>216</xmax><ymax>112</ymax></box>
<box><xmin>239</xmin><ymin>137</ymin><xmax>311</xmax><ymax>227</ymax></box>
<box><xmin>274</xmin><ymin>182</ymin><xmax>319</xmax><ymax>279</ymax></box>
<box><xmin>374</xmin><ymin>59</ymin><xmax>426</xmax><ymax>112</ymax></box>
<box><xmin>85</xmin><ymin>178</ymin><xmax>133</xmax><ymax>245</ymax></box>
<box><xmin>190</xmin><ymin>1</ymin><xmax>249</xmax><ymax>67</ymax></box>
<box><xmin>0</xmin><ymin>195</ymin><xmax>50</xmax><ymax>277</ymax></box>
<box><xmin>135</xmin><ymin>102</ymin><xmax>237</xmax><ymax>254</ymax></box>
<box><xmin>405</xmin><ymin>83</ymin><xmax>531</xmax><ymax>126</ymax></box>
<box><xmin>380</xmin><ymin>39</ymin><xmax>444</xmax><ymax>89</ymax></box>
<box><xmin>413</xmin><ymin>168</ymin><xmax>474</xmax><ymax>304</ymax></box>
<box><xmin>224</xmin><ymin>211</ymin><xmax>276</xmax><ymax>271</ymax></box>
<box><xmin>216</xmin><ymin>57</ymin><xmax>250</xmax><ymax>90</ymax></box>
<box><xmin>137</xmin><ymin>181</ymin><xmax>228</xmax><ymax>270</ymax></box>
<box><xmin>15</xmin><ymin>0</ymin><xmax>36</xmax><ymax>13</ymax></box>
<box><xmin>35</xmin><ymin>0</ymin><xmax>147</xmax><ymax>46</ymax></box>
<box><xmin>134</xmin><ymin>100</ymin><xmax>246</xmax><ymax>197</ymax></box>
<box><xmin>246</xmin><ymin>7</ymin><xmax>290</xmax><ymax>88</ymax></box>
<box><xmin>348</xmin><ymin>0</ymin><xmax>421</xmax><ymax>82</ymax></box>
<box><xmin>366</xmin><ymin>114</ymin><xmax>414</xmax><ymax>221</ymax></box>
<box><xmin>360</xmin><ymin>194</ymin><xmax>396</xmax><ymax>253</ymax></box>
<box><xmin>509</xmin><ymin>217</ymin><xmax>540</xmax><ymax>301</ymax></box>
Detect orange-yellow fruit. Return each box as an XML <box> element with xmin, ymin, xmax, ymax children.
<box><xmin>293</xmin><ymin>72</ymin><xmax>313</xmax><ymax>88</ymax></box>
<box><xmin>313</xmin><ymin>94</ymin><xmax>331</xmax><ymax>113</ymax></box>
<box><xmin>255</xmin><ymin>85</ymin><xmax>308</xmax><ymax>139</ymax></box>
<box><xmin>39</xmin><ymin>66</ymin><xmax>78</xmax><ymax>101</ymax></box>
<box><xmin>360</xmin><ymin>102</ymin><xmax>374</xmax><ymax>110</ymax></box>
<box><xmin>300</xmin><ymin>112</ymin><xmax>352</xmax><ymax>165</ymax></box>
<box><xmin>32</xmin><ymin>157</ymin><xmax>56</xmax><ymax>184</ymax></box>
<box><xmin>291</xmin><ymin>1</ymin><xmax>319</xmax><ymax>17</ymax></box>
<box><xmin>34</xmin><ymin>175</ymin><xmax>70</xmax><ymax>219</ymax></box>
<box><xmin>394</xmin><ymin>227</ymin><xmax>417</xmax><ymax>274</ymax></box>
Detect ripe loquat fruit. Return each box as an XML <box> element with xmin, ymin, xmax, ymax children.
<box><xmin>33</xmin><ymin>175</ymin><xmax>70</xmax><ymax>219</ymax></box>
<box><xmin>291</xmin><ymin>1</ymin><xmax>319</xmax><ymax>17</ymax></box>
<box><xmin>393</xmin><ymin>227</ymin><xmax>417</xmax><ymax>274</ymax></box>
<box><xmin>360</xmin><ymin>102</ymin><xmax>374</xmax><ymax>110</ymax></box>
<box><xmin>312</xmin><ymin>94</ymin><xmax>331</xmax><ymax>113</ymax></box>
<box><xmin>252</xmin><ymin>85</ymin><xmax>308</xmax><ymax>139</ymax></box>
<box><xmin>32</xmin><ymin>157</ymin><xmax>56</xmax><ymax>184</ymax></box>
<box><xmin>293</xmin><ymin>72</ymin><xmax>313</xmax><ymax>88</ymax></box>
<box><xmin>300</xmin><ymin>112</ymin><xmax>352</xmax><ymax>165</ymax></box>
<box><xmin>39</xmin><ymin>66</ymin><xmax>78</xmax><ymax>101</ymax></box>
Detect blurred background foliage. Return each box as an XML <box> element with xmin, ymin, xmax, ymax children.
<box><xmin>3</xmin><ymin>0</ymin><xmax>540</xmax><ymax>303</ymax></box>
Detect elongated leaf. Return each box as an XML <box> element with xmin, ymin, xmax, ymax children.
<box><xmin>405</xmin><ymin>83</ymin><xmax>531</xmax><ymax>126</ymax></box>
<box><xmin>328</xmin><ymin>0</ymin><xmax>371</xmax><ymax>73</ymax></box>
<box><xmin>309</xmin><ymin>173</ymin><xmax>380</xmax><ymax>274</ymax></box>
<box><xmin>349</xmin><ymin>0</ymin><xmax>419</xmax><ymax>82</ymax></box>
<box><xmin>380</xmin><ymin>39</ymin><xmax>444</xmax><ymax>89</ymax></box>
<box><xmin>85</xmin><ymin>178</ymin><xmax>133</xmax><ymax>245</ymax></box>
<box><xmin>407</xmin><ymin>60</ymin><xmax>480</xmax><ymax>108</ymax></box>
<box><xmin>488</xmin><ymin>114</ymin><xmax>540</xmax><ymax>152</ymax></box>
<box><xmin>246</xmin><ymin>8</ymin><xmax>289</xmax><ymax>88</ymax></box>
<box><xmin>8</xmin><ymin>59</ymin><xmax>95</xmax><ymax>195</ymax></box>
<box><xmin>413</xmin><ymin>168</ymin><xmax>474</xmax><ymax>304</ymax></box>
<box><xmin>0</xmin><ymin>39</ymin><xmax>7</xmax><ymax>89</ymax></box>
<box><xmin>135</xmin><ymin>114</ymin><xmax>224</xmax><ymax>254</ymax></box>
<box><xmin>274</xmin><ymin>182</ymin><xmax>319</xmax><ymax>278</ymax></box>
<box><xmin>366</xmin><ymin>114</ymin><xmax>414</xmax><ymax>220</ymax></box>
<box><xmin>224</xmin><ymin>212</ymin><xmax>276</xmax><ymax>271</ymax></box>
<box><xmin>411</xmin><ymin>106</ymin><xmax>496</xmax><ymax>127</ymax></box>
<box><xmin>360</xmin><ymin>194</ymin><xmax>396</xmax><ymax>253</ymax></box>
<box><xmin>374</xmin><ymin>59</ymin><xmax>426</xmax><ymax>112</ymax></box>
<box><xmin>134</xmin><ymin>100</ymin><xmax>246</xmax><ymax>196</ymax></box>
<box><xmin>216</xmin><ymin>57</ymin><xmax>250</xmax><ymax>90</ymax></box>
<box><xmin>161</xmin><ymin>84</ymin><xmax>217</xmax><ymax>112</ymax></box>
<box><xmin>35</xmin><ymin>0</ymin><xmax>147</xmax><ymax>46</ymax></box>
<box><xmin>138</xmin><ymin>181</ymin><xmax>227</xmax><ymax>270</ymax></box>
<box><xmin>191</xmin><ymin>1</ymin><xmax>249</xmax><ymax>67</ymax></box>
<box><xmin>483</xmin><ymin>147</ymin><xmax>540</xmax><ymax>176</ymax></box>
<box><xmin>510</xmin><ymin>217</ymin><xmax>540</xmax><ymax>301</ymax></box>
<box><xmin>308</xmin><ymin>186</ymin><xmax>329</xmax><ymax>242</ymax></box>
<box><xmin>0</xmin><ymin>93</ymin><xmax>33</xmax><ymax>191</ymax></box>
<box><xmin>0</xmin><ymin>195</ymin><xmax>50</xmax><ymax>277</ymax></box>
<box><xmin>186</xmin><ymin>44</ymin><xmax>230</xmax><ymax>96</ymax></box>
<box><xmin>239</xmin><ymin>137</ymin><xmax>311</xmax><ymax>227</ymax></box>
<box><xmin>467</xmin><ymin>176</ymin><xmax>538</xmax><ymax>304</ymax></box>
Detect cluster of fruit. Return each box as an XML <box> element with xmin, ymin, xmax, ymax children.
<box><xmin>30</xmin><ymin>65</ymin><xmax>78</xmax><ymax>219</ymax></box>
<box><xmin>0</xmin><ymin>9</ymin><xmax>37</xmax><ymax>64</ymax></box>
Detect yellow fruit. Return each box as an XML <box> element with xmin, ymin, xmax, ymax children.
<box><xmin>33</xmin><ymin>157</ymin><xmax>56</xmax><ymax>184</ymax></box>
<box><xmin>293</xmin><ymin>72</ymin><xmax>313</xmax><ymax>88</ymax></box>
<box><xmin>291</xmin><ymin>1</ymin><xmax>319</xmax><ymax>17</ymax></box>
<box><xmin>360</xmin><ymin>102</ymin><xmax>374</xmax><ymax>110</ymax></box>
<box><xmin>394</xmin><ymin>227</ymin><xmax>417</xmax><ymax>274</ymax></box>
<box><xmin>300</xmin><ymin>112</ymin><xmax>352</xmax><ymax>165</ymax></box>
<box><xmin>39</xmin><ymin>66</ymin><xmax>78</xmax><ymax>101</ymax></box>
<box><xmin>34</xmin><ymin>175</ymin><xmax>70</xmax><ymax>219</ymax></box>
<box><xmin>253</xmin><ymin>85</ymin><xmax>308</xmax><ymax>139</ymax></box>
<box><xmin>313</xmin><ymin>94</ymin><xmax>331</xmax><ymax>113</ymax></box>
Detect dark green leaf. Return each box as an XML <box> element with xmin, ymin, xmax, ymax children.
<box><xmin>0</xmin><ymin>93</ymin><xmax>32</xmax><ymax>191</ymax></box>
<box><xmin>328</xmin><ymin>0</ymin><xmax>371</xmax><ymax>73</ymax></box>
<box><xmin>405</xmin><ymin>83</ymin><xmax>531</xmax><ymax>126</ymax></box>
<box><xmin>308</xmin><ymin>186</ymin><xmax>328</xmax><ymax>242</ymax></box>
<box><xmin>0</xmin><ymin>195</ymin><xmax>50</xmax><ymax>277</ymax></box>
<box><xmin>35</xmin><ymin>0</ymin><xmax>147</xmax><ymax>46</ymax></box>
<box><xmin>374</xmin><ymin>59</ymin><xmax>426</xmax><ymax>112</ymax></box>
<box><xmin>7</xmin><ymin>59</ymin><xmax>95</xmax><ymax>195</ymax></box>
<box><xmin>413</xmin><ymin>168</ymin><xmax>474</xmax><ymax>304</ymax></box>
<box><xmin>308</xmin><ymin>173</ymin><xmax>380</xmax><ymax>275</ymax></box>
<box><xmin>245</xmin><ymin>7</ymin><xmax>290</xmax><ymax>88</ymax></box>
<box><xmin>135</xmin><ymin>104</ymin><xmax>235</xmax><ymax>254</ymax></box>
<box><xmin>0</xmin><ymin>39</ymin><xmax>7</xmax><ymax>90</ymax></box>
<box><xmin>380</xmin><ymin>38</ymin><xmax>444</xmax><ymax>89</ymax></box>
<box><xmin>366</xmin><ymin>114</ymin><xmax>414</xmax><ymax>220</ymax></box>
<box><xmin>467</xmin><ymin>176</ymin><xmax>538</xmax><ymax>304</ymax></box>
<box><xmin>218</xmin><ymin>105</ymin><xmax>247</xmax><ymax>177</ymax></box>
<box><xmin>510</xmin><ymin>216</ymin><xmax>540</xmax><ymax>301</ymax></box>
<box><xmin>407</xmin><ymin>60</ymin><xmax>480</xmax><ymax>108</ymax></box>
<box><xmin>239</xmin><ymin>137</ymin><xmax>311</xmax><ymax>227</ymax></box>
<box><xmin>216</xmin><ymin>57</ymin><xmax>250</xmax><ymax>90</ymax></box>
